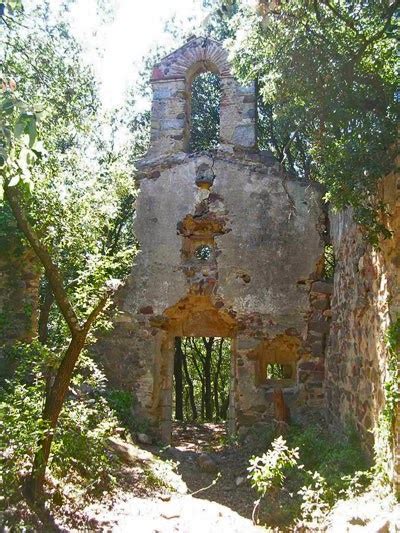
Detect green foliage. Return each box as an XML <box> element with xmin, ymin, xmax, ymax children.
<box><xmin>374</xmin><ymin>317</ymin><xmax>400</xmax><ymax>478</ymax></box>
<box><xmin>51</xmin><ymin>396</ymin><xmax>117</xmax><ymax>489</ymax></box>
<box><xmin>0</xmin><ymin>343</ymin><xmax>49</xmax><ymax>508</ymax></box>
<box><xmin>384</xmin><ymin>316</ymin><xmax>400</xmax><ymax>416</ymax></box>
<box><xmin>174</xmin><ymin>337</ymin><xmax>231</xmax><ymax>422</ymax></box>
<box><xmin>248</xmin><ymin>436</ymin><xmax>299</xmax><ymax>496</ymax></box>
<box><xmin>0</xmin><ymin>76</ymin><xmax>41</xmax><ymax>196</ymax></box>
<box><xmin>1</xmin><ymin>0</ymin><xmax>24</xmax><ymax>16</ymax></box>
<box><xmin>229</xmin><ymin>1</ymin><xmax>398</xmax><ymax>242</ymax></box>
<box><xmin>106</xmin><ymin>389</ymin><xmax>135</xmax><ymax>428</ymax></box>
<box><xmin>323</xmin><ymin>244</ymin><xmax>336</xmax><ymax>281</ymax></box>
<box><xmin>0</xmin><ymin>342</ymin><xmax>122</xmax><ymax>518</ymax></box>
<box><xmin>1</xmin><ymin>3</ymin><xmax>139</xmax><ymax>333</ymax></box>
<box><xmin>266</xmin><ymin>363</ymin><xmax>285</xmax><ymax>379</ymax></box>
<box><xmin>189</xmin><ymin>72</ymin><xmax>221</xmax><ymax>152</ymax></box>
<box><xmin>297</xmin><ymin>471</ymin><xmax>330</xmax><ymax>529</ymax></box>
<box><xmin>248</xmin><ymin>425</ymin><xmax>371</xmax><ymax>528</ymax></box>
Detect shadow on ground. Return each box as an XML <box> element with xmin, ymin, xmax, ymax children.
<box><xmin>154</xmin><ymin>422</ymin><xmax>259</xmax><ymax>521</ymax></box>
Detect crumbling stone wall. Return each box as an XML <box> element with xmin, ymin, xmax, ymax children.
<box><xmin>0</xmin><ymin>224</ymin><xmax>40</xmax><ymax>376</ymax></box>
<box><xmin>326</xmin><ymin>170</ymin><xmax>400</xmax><ymax>493</ymax></box>
<box><xmin>94</xmin><ymin>37</ymin><xmax>327</xmax><ymax>441</ymax></box>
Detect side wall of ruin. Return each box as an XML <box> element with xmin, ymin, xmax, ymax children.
<box><xmin>326</xmin><ymin>171</ymin><xmax>400</xmax><ymax>493</ymax></box>
<box><xmin>0</xmin><ymin>224</ymin><xmax>40</xmax><ymax>377</ymax></box>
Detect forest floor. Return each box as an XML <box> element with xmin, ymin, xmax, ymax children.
<box><xmin>12</xmin><ymin>422</ymin><xmax>400</xmax><ymax>532</ymax></box>
<box><xmin>78</xmin><ymin>422</ymin><xmax>263</xmax><ymax>532</ymax></box>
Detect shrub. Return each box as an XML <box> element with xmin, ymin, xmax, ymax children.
<box><xmin>248</xmin><ymin>436</ymin><xmax>299</xmax><ymax>496</ymax></box>
<box><xmin>0</xmin><ymin>342</ymin><xmax>122</xmax><ymax>513</ymax></box>
<box><xmin>247</xmin><ymin>424</ymin><xmax>371</xmax><ymax>528</ymax></box>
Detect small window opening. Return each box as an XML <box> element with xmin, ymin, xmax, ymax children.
<box><xmin>266</xmin><ymin>363</ymin><xmax>294</xmax><ymax>380</ymax></box>
<box><xmin>194</xmin><ymin>244</ymin><xmax>212</xmax><ymax>261</ymax></box>
<box><xmin>189</xmin><ymin>72</ymin><xmax>221</xmax><ymax>153</ymax></box>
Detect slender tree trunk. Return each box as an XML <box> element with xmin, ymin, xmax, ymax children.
<box><xmin>29</xmin><ymin>333</ymin><xmax>85</xmax><ymax>500</ymax></box>
<box><xmin>203</xmin><ymin>337</ymin><xmax>214</xmax><ymax>421</ymax></box>
<box><xmin>181</xmin><ymin>345</ymin><xmax>197</xmax><ymax>420</ymax></box>
<box><xmin>213</xmin><ymin>338</ymin><xmax>224</xmax><ymax>421</ymax></box>
<box><xmin>38</xmin><ymin>282</ymin><xmax>54</xmax><ymax>345</ymax></box>
<box><xmin>190</xmin><ymin>339</ymin><xmax>207</xmax><ymax>420</ymax></box>
<box><xmin>5</xmin><ymin>184</ymin><xmax>112</xmax><ymax>503</ymax></box>
<box><xmin>220</xmin><ymin>395</ymin><xmax>229</xmax><ymax>420</ymax></box>
<box><xmin>174</xmin><ymin>338</ymin><xmax>184</xmax><ymax>421</ymax></box>
<box><xmin>201</xmin><ymin>382</ymin><xmax>205</xmax><ymax>420</ymax></box>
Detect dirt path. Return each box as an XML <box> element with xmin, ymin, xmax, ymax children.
<box><xmin>85</xmin><ymin>494</ymin><xmax>262</xmax><ymax>532</ymax></box>
<box><xmin>163</xmin><ymin>422</ymin><xmax>260</xmax><ymax>520</ymax></box>
<box><xmin>81</xmin><ymin>423</ymin><xmax>264</xmax><ymax>532</ymax></box>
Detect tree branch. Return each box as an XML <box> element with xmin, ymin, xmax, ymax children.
<box><xmin>365</xmin><ymin>1</ymin><xmax>399</xmax><ymax>46</ymax></box>
<box><xmin>5</xmin><ymin>183</ymin><xmax>81</xmax><ymax>334</ymax></box>
<box><xmin>82</xmin><ymin>292</ymin><xmax>109</xmax><ymax>335</ymax></box>
<box><xmin>320</xmin><ymin>0</ymin><xmax>362</xmax><ymax>36</ymax></box>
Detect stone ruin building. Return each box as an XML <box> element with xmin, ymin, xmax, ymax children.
<box><xmin>94</xmin><ymin>37</ymin><xmax>332</xmax><ymax>441</ymax></box>
<box><xmin>1</xmin><ymin>37</ymin><xmax>399</xmax><ymax>493</ymax></box>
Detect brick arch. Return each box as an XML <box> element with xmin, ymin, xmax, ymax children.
<box><xmin>151</xmin><ymin>37</ymin><xmax>232</xmax><ymax>82</ymax></box>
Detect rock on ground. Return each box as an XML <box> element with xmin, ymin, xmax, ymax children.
<box><xmin>196</xmin><ymin>453</ymin><xmax>218</xmax><ymax>474</ymax></box>
<box><xmin>327</xmin><ymin>489</ymin><xmax>400</xmax><ymax>532</ymax></box>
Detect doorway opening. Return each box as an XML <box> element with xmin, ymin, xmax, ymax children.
<box><xmin>173</xmin><ymin>337</ymin><xmax>231</xmax><ymax>422</ymax></box>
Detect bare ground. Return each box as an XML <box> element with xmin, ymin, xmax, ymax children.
<box><xmin>80</xmin><ymin>422</ymin><xmax>264</xmax><ymax>532</ymax></box>
<box><xmin>9</xmin><ymin>423</ymin><xmax>399</xmax><ymax>532</ymax></box>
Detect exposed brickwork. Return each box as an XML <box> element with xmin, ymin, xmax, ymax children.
<box><xmin>151</xmin><ymin>37</ymin><xmax>231</xmax><ymax>81</ymax></box>
<box><xmin>146</xmin><ymin>37</ymin><xmax>256</xmax><ymax>159</ymax></box>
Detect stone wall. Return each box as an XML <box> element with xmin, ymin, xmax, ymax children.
<box><xmin>0</xmin><ymin>225</ymin><xmax>40</xmax><ymax>376</ymax></box>
<box><xmin>94</xmin><ymin>37</ymin><xmax>328</xmax><ymax>442</ymax></box>
<box><xmin>326</xmin><ymin>171</ymin><xmax>400</xmax><ymax>493</ymax></box>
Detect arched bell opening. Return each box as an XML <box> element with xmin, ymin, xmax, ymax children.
<box><xmin>186</xmin><ymin>65</ymin><xmax>222</xmax><ymax>153</ymax></box>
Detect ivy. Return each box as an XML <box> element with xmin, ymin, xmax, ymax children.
<box><xmin>374</xmin><ymin>317</ymin><xmax>400</xmax><ymax>481</ymax></box>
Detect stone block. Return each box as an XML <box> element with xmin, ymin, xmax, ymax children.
<box><xmin>311</xmin><ymin>281</ymin><xmax>333</xmax><ymax>294</ymax></box>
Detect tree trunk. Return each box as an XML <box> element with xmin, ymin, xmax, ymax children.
<box><xmin>4</xmin><ymin>184</ymin><xmax>112</xmax><ymax>502</ymax></box>
<box><xmin>181</xmin><ymin>345</ymin><xmax>197</xmax><ymax>420</ymax></box>
<box><xmin>203</xmin><ymin>337</ymin><xmax>214</xmax><ymax>421</ymax></box>
<box><xmin>38</xmin><ymin>281</ymin><xmax>54</xmax><ymax>345</ymax></box>
<box><xmin>174</xmin><ymin>338</ymin><xmax>184</xmax><ymax>421</ymax></box>
<box><xmin>213</xmin><ymin>338</ymin><xmax>224</xmax><ymax>421</ymax></box>
<box><xmin>220</xmin><ymin>394</ymin><xmax>229</xmax><ymax>419</ymax></box>
<box><xmin>28</xmin><ymin>332</ymin><xmax>86</xmax><ymax>501</ymax></box>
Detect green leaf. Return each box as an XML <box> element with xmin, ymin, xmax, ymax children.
<box><xmin>14</xmin><ymin>116</ymin><xmax>26</xmax><ymax>138</ymax></box>
<box><xmin>27</xmin><ymin>117</ymin><xmax>37</xmax><ymax>147</ymax></box>
<box><xmin>0</xmin><ymin>147</ymin><xmax>7</xmax><ymax>167</ymax></box>
<box><xmin>1</xmin><ymin>96</ymin><xmax>14</xmax><ymax>115</ymax></box>
<box><xmin>8</xmin><ymin>175</ymin><xmax>20</xmax><ymax>187</ymax></box>
<box><xmin>32</xmin><ymin>140</ymin><xmax>45</xmax><ymax>154</ymax></box>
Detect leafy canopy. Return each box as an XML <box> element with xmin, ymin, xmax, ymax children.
<box><xmin>229</xmin><ymin>0</ymin><xmax>398</xmax><ymax>243</ymax></box>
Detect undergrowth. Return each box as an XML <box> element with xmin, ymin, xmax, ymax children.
<box><xmin>374</xmin><ymin>317</ymin><xmax>400</xmax><ymax>484</ymax></box>
<box><xmin>248</xmin><ymin>424</ymin><xmax>371</xmax><ymax>529</ymax></box>
<box><xmin>0</xmin><ymin>342</ymin><xmax>136</xmax><ymax>529</ymax></box>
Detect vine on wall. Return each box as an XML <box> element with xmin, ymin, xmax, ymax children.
<box><xmin>375</xmin><ymin>317</ymin><xmax>400</xmax><ymax>483</ymax></box>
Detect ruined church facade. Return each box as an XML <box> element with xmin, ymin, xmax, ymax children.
<box><xmin>95</xmin><ymin>37</ymin><xmax>331</xmax><ymax>441</ymax></box>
